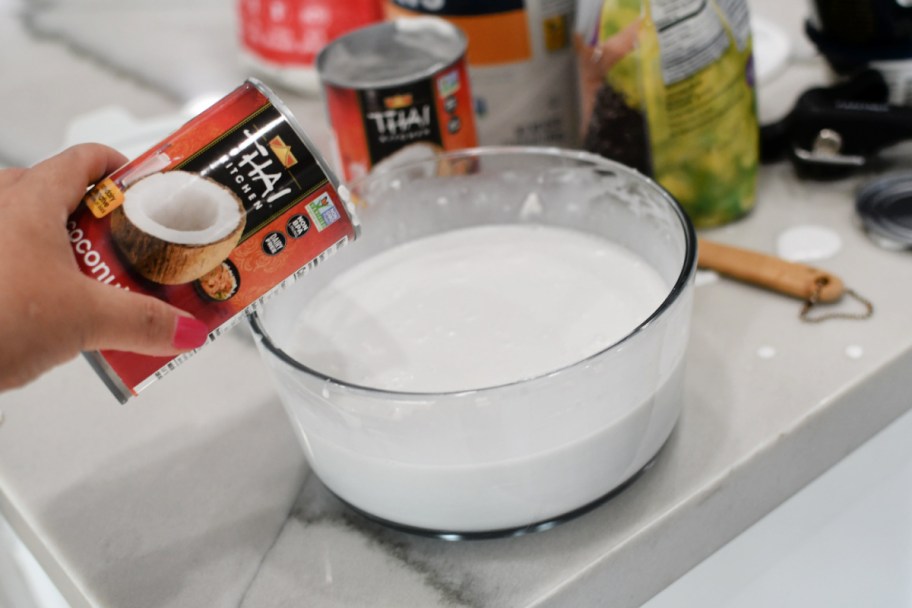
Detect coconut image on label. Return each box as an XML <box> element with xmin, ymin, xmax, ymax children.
<box><xmin>110</xmin><ymin>171</ymin><xmax>247</xmax><ymax>285</ymax></box>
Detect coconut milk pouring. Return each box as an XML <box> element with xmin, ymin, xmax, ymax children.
<box><xmin>72</xmin><ymin>80</ymin><xmax>359</xmax><ymax>402</ymax></box>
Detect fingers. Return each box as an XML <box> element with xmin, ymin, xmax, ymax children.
<box><xmin>24</xmin><ymin>144</ymin><xmax>127</xmax><ymax>215</ymax></box>
<box><xmin>79</xmin><ymin>280</ymin><xmax>209</xmax><ymax>356</ymax></box>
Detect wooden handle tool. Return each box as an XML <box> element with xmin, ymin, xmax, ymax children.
<box><xmin>697</xmin><ymin>238</ymin><xmax>844</xmax><ymax>303</ymax></box>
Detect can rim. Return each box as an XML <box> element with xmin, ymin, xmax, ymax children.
<box><xmin>316</xmin><ymin>17</ymin><xmax>469</xmax><ymax>90</ymax></box>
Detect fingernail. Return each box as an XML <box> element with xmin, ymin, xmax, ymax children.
<box><xmin>172</xmin><ymin>316</ymin><xmax>209</xmax><ymax>350</ymax></box>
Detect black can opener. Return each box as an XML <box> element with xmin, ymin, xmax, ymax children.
<box><xmin>761</xmin><ymin>70</ymin><xmax>912</xmax><ymax>177</ymax></box>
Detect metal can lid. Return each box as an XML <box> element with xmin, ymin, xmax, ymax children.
<box><xmin>856</xmin><ymin>173</ymin><xmax>912</xmax><ymax>249</ymax></box>
<box><xmin>316</xmin><ymin>17</ymin><xmax>467</xmax><ymax>90</ymax></box>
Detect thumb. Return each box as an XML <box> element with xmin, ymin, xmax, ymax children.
<box><xmin>81</xmin><ymin>281</ymin><xmax>209</xmax><ymax>356</ymax></box>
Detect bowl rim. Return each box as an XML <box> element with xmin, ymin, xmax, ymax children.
<box><xmin>248</xmin><ymin>146</ymin><xmax>698</xmax><ymax>399</ymax></box>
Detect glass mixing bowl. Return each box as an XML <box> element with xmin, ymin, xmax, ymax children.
<box><xmin>250</xmin><ymin>147</ymin><xmax>696</xmax><ymax>537</ymax></box>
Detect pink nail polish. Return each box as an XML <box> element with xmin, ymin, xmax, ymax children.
<box><xmin>172</xmin><ymin>316</ymin><xmax>209</xmax><ymax>350</ymax></box>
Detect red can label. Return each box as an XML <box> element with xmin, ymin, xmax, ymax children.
<box><xmin>238</xmin><ymin>0</ymin><xmax>384</xmax><ymax>67</ymax></box>
<box><xmin>325</xmin><ymin>59</ymin><xmax>477</xmax><ymax>180</ymax></box>
<box><xmin>72</xmin><ymin>80</ymin><xmax>358</xmax><ymax>401</ymax></box>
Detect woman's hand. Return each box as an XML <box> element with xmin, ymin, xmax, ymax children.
<box><xmin>0</xmin><ymin>144</ymin><xmax>208</xmax><ymax>391</ymax></box>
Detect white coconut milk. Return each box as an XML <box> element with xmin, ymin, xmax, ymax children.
<box><xmin>307</xmin><ymin>360</ymin><xmax>685</xmax><ymax>532</ymax></box>
<box><xmin>275</xmin><ymin>222</ymin><xmax>683</xmax><ymax>530</ymax></box>
<box><xmin>289</xmin><ymin>224</ymin><xmax>668</xmax><ymax>392</ymax></box>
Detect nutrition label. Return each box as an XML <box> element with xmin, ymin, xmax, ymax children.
<box><xmin>653</xmin><ymin>0</ymin><xmax>730</xmax><ymax>85</ymax></box>
<box><xmin>715</xmin><ymin>0</ymin><xmax>751</xmax><ymax>50</ymax></box>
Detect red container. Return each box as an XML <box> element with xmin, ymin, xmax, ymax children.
<box><xmin>316</xmin><ymin>17</ymin><xmax>478</xmax><ymax>181</ymax></box>
<box><xmin>238</xmin><ymin>0</ymin><xmax>384</xmax><ymax>93</ymax></box>
<box><xmin>74</xmin><ymin>79</ymin><xmax>359</xmax><ymax>402</ymax></box>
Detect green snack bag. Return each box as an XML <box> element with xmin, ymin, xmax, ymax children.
<box><xmin>577</xmin><ymin>0</ymin><xmax>759</xmax><ymax>228</ymax></box>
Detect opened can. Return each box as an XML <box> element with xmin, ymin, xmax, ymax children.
<box><xmin>72</xmin><ymin>79</ymin><xmax>359</xmax><ymax>402</ymax></box>
<box><xmin>316</xmin><ymin>17</ymin><xmax>478</xmax><ymax>181</ymax></box>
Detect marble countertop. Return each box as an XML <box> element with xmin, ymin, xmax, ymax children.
<box><xmin>2</xmin><ymin>1</ymin><xmax>911</xmax><ymax>607</ymax></box>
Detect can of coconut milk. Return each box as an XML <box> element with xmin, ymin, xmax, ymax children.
<box><xmin>385</xmin><ymin>0</ymin><xmax>580</xmax><ymax>147</ymax></box>
<box><xmin>316</xmin><ymin>17</ymin><xmax>478</xmax><ymax>181</ymax></box>
<box><xmin>72</xmin><ymin>79</ymin><xmax>360</xmax><ymax>402</ymax></box>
